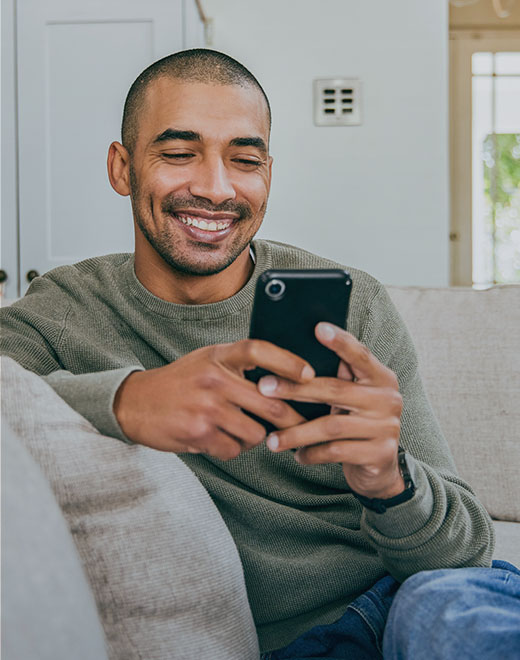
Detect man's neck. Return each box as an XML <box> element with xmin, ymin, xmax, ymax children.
<box><xmin>134</xmin><ymin>246</ymin><xmax>254</xmax><ymax>305</ymax></box>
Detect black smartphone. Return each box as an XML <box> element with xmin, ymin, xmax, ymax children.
<box><xmin>245</xmin><ymin>269</ymin><xmax>352</xmax><ymax>432</ymax></box>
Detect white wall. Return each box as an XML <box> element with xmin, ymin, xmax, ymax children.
<box><xmin>203</xmin><ymin>0</ymin><xmax>450</xmax><ymax>286</ymax></box>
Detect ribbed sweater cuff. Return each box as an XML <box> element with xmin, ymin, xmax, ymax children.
<box><xmin>362</xmin><ymin>454</ymin><xmax>434</xmax><ymax>538</ymax></box>
<box><xmin>43</xmin><ymin>367</ymin><xmax>143</xmax><ymax>443</ymax></box>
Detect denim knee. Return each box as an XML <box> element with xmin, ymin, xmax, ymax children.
<box><xmin>382</xmin><ymin>564</ymin><xmax>520</xmax><ymax>660</ymax></box>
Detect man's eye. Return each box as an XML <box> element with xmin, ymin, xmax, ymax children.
<box><xmin>233</xmin><ymin>158</ymin><xmax>262</xmax><ymax>167</ymax></box>
<box><xmin>163</xmin><ymin>153</ymin><xmax>194</xmax><ymax>160</ymax></box>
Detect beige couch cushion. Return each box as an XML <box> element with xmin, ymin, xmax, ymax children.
<box><xmin>1</xmin><ymin>357</ymin><xmax>259</xmax><ymax>660</ymax></box>
<box><xmin>387</xmin><ymin>285</ymin><xmax>520</xmax><ymax>523</ymax></box>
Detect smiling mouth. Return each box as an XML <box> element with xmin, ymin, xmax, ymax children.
<box><xmin>174</xmin><ymin>212</ymin><xmax>235</xmax><ymax>232</ymax></box>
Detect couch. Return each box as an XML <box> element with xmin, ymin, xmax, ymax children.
<box><xmin>2</xmin><ymin>284</ymin><xmax>519</xmax><ymax>659</ymax></box>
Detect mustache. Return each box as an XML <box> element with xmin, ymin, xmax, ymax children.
<box><xmin>161</xmin><ymin>195</ymin><xmax>252</xmax><ymax>220</ymax></box>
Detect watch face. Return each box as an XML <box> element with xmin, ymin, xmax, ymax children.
<box><xmin>398</xmin><ymin>448</ymin><xmax>415</xmax><ymax>490</ymax></box>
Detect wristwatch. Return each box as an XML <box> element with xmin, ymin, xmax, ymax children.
<box><xmin>351</xmin><ymin>447</ymin><xmax>415</xmax><ymax>514</ymax></box>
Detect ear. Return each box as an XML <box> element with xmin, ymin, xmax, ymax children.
<box><xmin>107</xmin><ymin>141</ymin><xmax>131</xmax><ymax>196</ymax></box>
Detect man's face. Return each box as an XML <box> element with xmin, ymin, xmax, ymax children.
<box><xmin>127</xmin><ymin>78</ymin><xmax>272</xmax><ymax>277</ymax></box>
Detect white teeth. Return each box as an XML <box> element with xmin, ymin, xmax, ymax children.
<box><xmin>177</xmin><ymin>214</ymin><xmax>232</xmax><ymax>232</ymax></box>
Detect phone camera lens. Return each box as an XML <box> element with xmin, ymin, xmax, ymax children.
<box><xmin>265</xmin><ymin>279</ymin><xmax>286</xmax><ymax>300</ymax></box>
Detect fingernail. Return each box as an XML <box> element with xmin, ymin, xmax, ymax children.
<box><xmin>317</xmin><ymin>322</ymin><xmax>336</xmax><ymax>341</ymax></box>
<box><xmin>267</xmin><ymin>434</ymin><xmax>279</xmax><ymax>451</ymax></box>
<box><xmin>259</xmin><ymin>375</ymin><xmax>278</xmax><ymax>395</ymax></box>
<box><xmin>301</xmin><ymin>364</ymin><xmax>315</xmax><ymax>380</ymax></box>
<box><xmin>294</xmin><ymin>450</ymin><xmax>302</xmax><ymax>463</ymax></box>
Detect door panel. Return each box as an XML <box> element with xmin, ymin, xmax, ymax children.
<box><xmin>16</xmin><ymin>0</ymin><xmax>191</xmax><ymax>293</ymax></box>
<box><xmin>1</xmin><ymin>0</ymin><xmax>18</xmax><ymax>302</ymax></box>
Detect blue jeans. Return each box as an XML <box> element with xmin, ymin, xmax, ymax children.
<box><xmin>260</xmin><ymin>560</ymin><xmax>520</xmax><ymax>660</ymax></box>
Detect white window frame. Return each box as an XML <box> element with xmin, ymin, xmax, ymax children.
<box><xmin>449</xmin><ymin>29</ymin><xmax>520</xmax><ymax>286</ymax></box>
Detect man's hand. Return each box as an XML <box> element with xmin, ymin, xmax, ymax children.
<box><xmin>258</xmin><ymin>323</ymin><xmax>405</xmax><ymax>499</ymax></box>
<box><xmin>113</xmin><ymin>340</ymin><xmax>314</xmax><ymax>459</ymax></box>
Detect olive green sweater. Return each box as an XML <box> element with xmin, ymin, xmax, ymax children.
<box><xmin>0</xmin><ymin>239</ymin><xmax>494</xmax><ymax>652</ymax></box>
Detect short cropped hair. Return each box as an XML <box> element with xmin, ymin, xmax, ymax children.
<box><xmin>121</xmin><ymin>48</ymin><xmax>272</xmax><ymax>153</ymax></box>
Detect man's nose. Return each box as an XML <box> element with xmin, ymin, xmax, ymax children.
<box><xmin>188</xmin><ymin>157</ymin><xmax>236</xmax><ymax>205</ymax></box>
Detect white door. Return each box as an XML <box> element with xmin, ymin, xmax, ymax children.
<box><xmin>16</xmin><ymin>0</ymin><xmax>202</xmax><ymax>294</ymax></box>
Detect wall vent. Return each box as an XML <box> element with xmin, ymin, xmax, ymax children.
<box><xmin>313</xmin><ymin>78</ymin><xmax>362</xmax><ymax>126</ymax></box>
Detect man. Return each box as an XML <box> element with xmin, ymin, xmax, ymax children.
<box><xmin>2</xmin><ymin>49</ymin><xmax>519</xmax><ymax>658</ymax></box>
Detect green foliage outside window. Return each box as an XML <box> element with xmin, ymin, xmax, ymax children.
<box><xmin>483</xmin><ymin>133</ymin><xmax>520</xmax><ymax>283</ymax></box>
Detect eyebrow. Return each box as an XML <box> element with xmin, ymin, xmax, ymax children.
<box><xmin>153</xmin><ymin>129</ymin><xmax>268</xmax><ymax>154</ymax></box>
<box><xmin>153</xmin><ymin>129</ymin><xmax>201</xmax><ymax>144</ymax></box>
<box><xmin>229</xmin><ymin>136</ymin><xmax>268</xmax><ymax>154</ymax></box>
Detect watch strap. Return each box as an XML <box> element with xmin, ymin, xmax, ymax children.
<box><xmin>351</xmin><ymin>447</ymin><xmax>415</xmax><ymax>514</ymax></box>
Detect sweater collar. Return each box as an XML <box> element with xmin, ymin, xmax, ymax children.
<box><xmin>123</xmin><ymin>240</ymin><xmax>272</xmax><ymax>320</ymax></box>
